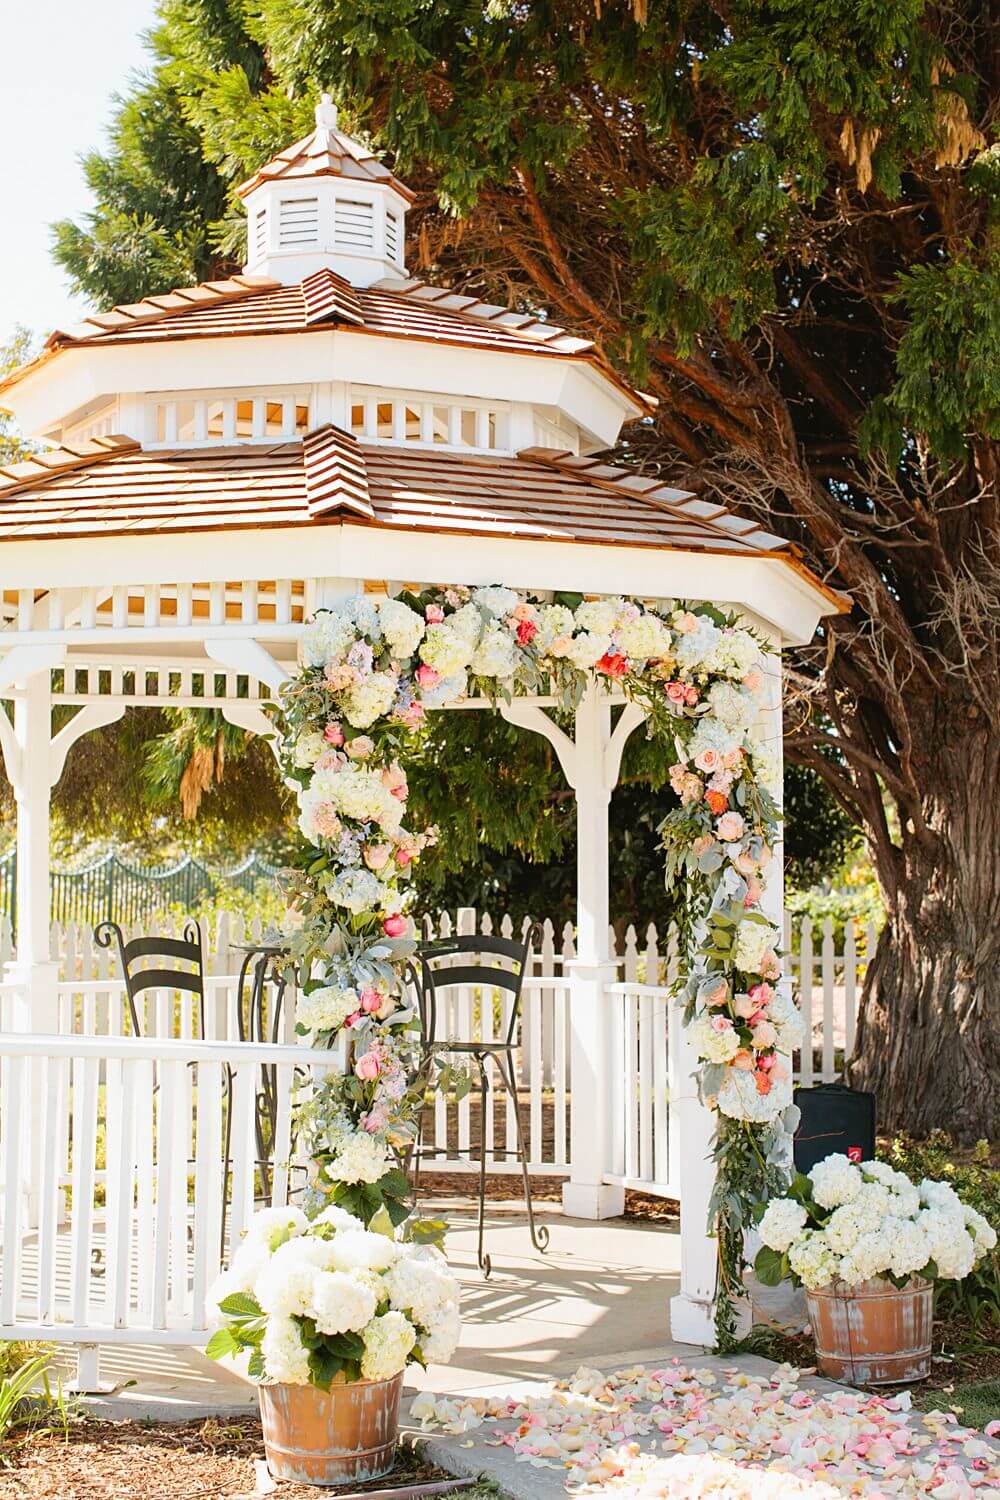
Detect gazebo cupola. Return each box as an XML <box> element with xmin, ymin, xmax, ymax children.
<box><xmin>239</xmin><ymin>94</ymin><xmax>414</xmax><ymax>288</ymax></box>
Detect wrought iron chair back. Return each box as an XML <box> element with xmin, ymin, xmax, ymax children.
<box><xmin>413</xmin><ymin>927</ymin><xmax>540</xmax><ymax>1053</ymax></box>
<box><xmin>95</xmin><ymin>919</ymin><xmax>205</xmax><ymax>1038</ymax></box>
<box><xmin>409</xmin><ymin>924</ymin><xmax>548</xmax><ymax>1275</ymax></box>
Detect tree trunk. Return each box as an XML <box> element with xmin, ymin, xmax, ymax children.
<box><xmin>847</xmin><ymin>724</ymin><xmax>1000</xmax><ymax>1144</ymax></box>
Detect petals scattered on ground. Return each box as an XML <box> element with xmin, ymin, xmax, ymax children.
<box><xmin>410</xmin><ymin>1362</ymin><xmax>1000</xmax><ymax>1497</ymax></box>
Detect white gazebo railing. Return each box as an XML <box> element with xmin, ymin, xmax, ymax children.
<box><xmin>0</xmin><ymin>1033</ymin><xmax>340</xmax><ymax>1387</ymax></box>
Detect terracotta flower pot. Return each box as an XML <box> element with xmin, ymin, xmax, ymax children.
<box><xmin>257</xmin><ymin>1371</ymin><xmax>404</xmax><ymax>1485</ymax></box>
<box><xmin>806</xmin><ymin>1276</ymin><xmax>932</xmax><ymax>1385</ymax></box>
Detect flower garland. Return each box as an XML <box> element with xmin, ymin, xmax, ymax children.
<box><xmin>273</xmin><ymin>586</ymin><xmax>802</xmax><ymax>1345</ymax></box>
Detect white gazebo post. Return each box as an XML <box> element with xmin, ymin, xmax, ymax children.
<box><xmin>4</xmin><ymin>668</ymin><xmax>58</xmax><ymax>1032</ymax></box>
<box><xmin>561</xmin><ymin>682</ymin><xmax>624</xmax><ymax>1219</ymax></box>
<box><xmin>669</xmin><ymin>635</ymin><xmax>785</xmax><ymax>1344</ymax></box>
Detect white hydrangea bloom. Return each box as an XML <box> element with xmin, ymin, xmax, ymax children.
<box><xmin>470</xmin><ymin>621</ymin><xmax>518</xmax><ymax>679</ymax></box>
<box><xmin>262</xmin><ymin>1313</ymin><xmax>312</xmax><ymax>1384</ymax></box>
<box><xmin>472</xmin><ymin>586</ymin><xmax>519</xmax><ymax>618</ymax></box>
<box><xmin>674</xmin><ymin>617</ymin><xmax>722</xmax><ymax>669</ymax></box>
<box><xmin>787</xmin><ymin>1230</ymin><xmax>839</xmax><ymax>1291</ymax></box>
<box><xmin>964</xmin><ymin>1205</ymin><xmax>998</xmax><ymax>1257</ymax></box>
<box><xmin>564</xmin><ymin>632</ymin><xmax>611</xmax><ymax>669</ymax></box>
<box><xmin>716</xmin><ymin>1066</ymin><xmax>790</xmax><ymax>1122</ymax></box>
<box><xmin>418</xmin><ymin>670</ymin><xmax>468</xmax><ymax>708</ymax></box>
<box><xmin>748</xmin><ymin>736</ymin><xmax>781</xmax><ymax>793</ymax></box>
<box><xmin>768</xmin><ymin>989</ymin><xmax>804</xmax><ymax>1051</ymax></box>
<box><xmin>311</xmin><ymin>765</ymin><xmax>402</xmax><ymax>829</ymax></box>
<box><xmin>379</xmin><ymin>598</ymin><xmax>425</xmax><ymax>658</ymax></box>
<box><xmin>758</xmin><ymin>1198</ymin><xmax>808</xmax><ymax>1253</ymax></box>
<box><xmin>307</xmin><ymin>1270</ymin><xmax>378</xmax><ymax>1335</ymax></box>
<box><xmin>300</xmin><ymin>611</ymin><xmax>358</xmax><ymax>668</ymax></box>
<box><xmin>535</xmin><ymin>604</ymin><xmax>576</xmax><ymax>648</ymax></box>
<box><xmin>349</xmin><ymin>597</ymin><xmax>382</xmax><ymax>640</ymax></box>
<box><xmin>420</xmin><ymin>623</ymin><xmax>475</xmax><ymax>676</ymax></box>
<box><xmin>688</xmin><ymin>1013</ymin><xmax>741</xmax><ymax>1065</ymax></box>
<box><xmin>616</xmin><ymin>613</ymin><xmax>672</xmax><ymax>660</ymax></box>
<box><xmin>384</xmin><ymin>1255</ymin><xmax>459</xmax><ymax>1324</ymax></box>
<box><xmin>920</xmin><ymin>1209</ymin><xmax>976</xmax><ymax>1280</ymax></box>
<box><xmin>327</xmin><ymin>1229</ymin><xmax>399</xmax><ymax>1275</ymax></box>
<box><xmin>327</xmin><ymin>1133</ymin><xmax>390</xmax><ymax>1185</ymax></box>
<box><xmin>825</xmin><ymin>1198</ymin><xmax>885</xmax><ymax>1255</ymax></box>
<box><xmin>574</xmin><ymin>598</ymin><xmax>626</xmax><ymax>636</ymax></box>
<box><xmin>342</xmin><ymin>671</ymin><xmax>399</xmax><ymax>729</ymax></box>
<box><xmin>919</xmin><ymin>1177</ymin><xmax>965</xmax><ymax>1215</ymax></box>
<box><xmin>208</xmin><ymin>1239</ymin><xmax>271</xmax><ymax>1311</ymax></box>
<box><xmin>706</xmin><ymin>681</ymin><xmax>756</xmax><ymax>728</ymax></box>
<box><xmin>839</xmin><ymin>1229</ymin><xmax>893</xmax><ymax>1285</ymax></box>
<box><xmin>449</xmin><ymin>602</ymin><xmax>485</xmax><ymax>645</ymax></box>
<box><xmin>293</xmin><ymin>729</ymin><xmax>326</xmax><ymax>768</ymax></box>
<box><xmin>255</xmin><ymin>1256</ymin><xmax>319</xmax><ymax>1318</ymax></box>
<box><xmin>327</xmin><ymin>867</ymin><xmax>385</xmax><ymax>916</ymax></box>
<box><xmin>360</xmin><ymin>1310</ymin><xmax>417</xmax><ymax>1381</ymax></box>
<box><xmin>809</xmin><ymin>1154</ymin><xmax>863</xmax><ymax>1210</ymax></box>
<box><xmin>297</xmin><ymin>985</ymin><xmax>358</xmax><ymax>1034</ymax></box>
<box><xmin>244</xmin><ymin>1205</ymin><xmax>309</xmax><ymax>1252</ymax></box>
<box><xmin>732</xmin><ymin>919</ymin><xmax>780</xmax><ymax>975</ymax></box>
<box><xmin>886</xmin><ymin>1217</ymin><xmax>931</xmax><ymax>1279</ymax></box>
<box><xmin>420</xmin><ymin>1301</ymin><xmax>461</xmax><ymax>1364</ymax></box>
<box><xmin>716</xmin><ymin>629</ymin><xmax>761</xmax><ymax>677</ymax></box>
<box><xmin>311</xmin><ymin>1204</ymin><xmax>365</xmax><ymax>1233</ymax></box>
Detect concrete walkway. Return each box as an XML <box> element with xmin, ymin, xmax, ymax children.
<box><xmin>72</xmin><ymin>1200</ymin><xmax>687</xmax><ymax>1420</ymax></box>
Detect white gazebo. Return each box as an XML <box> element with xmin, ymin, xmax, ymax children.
<box><xmin>0</xmin><ymin>97</ymin><xmax>842</xmax><ymax>1354</ymax></box>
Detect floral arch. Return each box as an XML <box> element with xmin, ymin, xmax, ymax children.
<box><xmin>273</xmin><ymin>585</ymin><xmax>803</xmax><ymax>1347</ymax></box>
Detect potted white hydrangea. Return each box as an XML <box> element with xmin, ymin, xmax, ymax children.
<box><xmin>207</xmin><ymin>1204</ymin><xmax>461</xmax><ymax>1484</ymax></box>
<box><xmin>755</xmin><ymin>1153</ymin><xmax>996</xmax><ymax>1384</ymax></box>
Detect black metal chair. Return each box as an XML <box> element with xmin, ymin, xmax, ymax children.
<box><xmin>95</xmin><ymin>919</ymin><xmax>205</xmax><ymax>1039</ymax></box>
<box><xmin>228</xmin><ymin>943</ymin><xmax>295</xmax><ymax>1210</ymax></box>
<box><xmin>409</xmin><ymin>926</ymin><xmax>549</xmax><ymax>1276</ymax></box>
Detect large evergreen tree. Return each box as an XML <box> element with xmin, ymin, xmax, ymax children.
<box><xmin>49</xmin><ymin>0</ymin><xmax>1000</xmax><ymax>1136</ymax></box>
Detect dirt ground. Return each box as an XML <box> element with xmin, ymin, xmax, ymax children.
<box><xmin>0</xmin><ymin>1417</ymin><xmax>452</xmax><ymax>1500</ymax></box>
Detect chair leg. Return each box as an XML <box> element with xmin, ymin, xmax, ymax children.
<box><xmin>496</xmin><ymin>1047</ymin><xmax>549</xmax><ymax>1255</ymax></box>
<box><xmin>475</xmin><ymin>1055</ymin><xmax>492</xmax><ymax>1278</ymax></box>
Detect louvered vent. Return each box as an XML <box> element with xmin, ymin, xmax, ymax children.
<box><xmin>335</xmin><ymin>199</ymin><xmax>375</xmax><ymax>252</ymax></box>
<box><xmin>278</xmin><ymin>197</ymin><xmax>320</xmax><ymax>248</ymax></box>
<box><xmin>253</xmin><ymin>209</ymin><xmax>268</xmax><ymax>260</ymax></box>
<box><xmin>385</xmin><ymin>210</ymin><xmax>400</xmax><ymax>262</ymax></box>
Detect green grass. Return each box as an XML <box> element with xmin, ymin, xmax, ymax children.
<box><xmin>914</xmin><ymin>1380</ymin><xmax>1000</xmax><ymax>1431</ymax></box>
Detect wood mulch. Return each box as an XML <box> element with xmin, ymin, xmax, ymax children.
<box><xmin>0</xmin><ymin>1416</ymin><xmax>451</xmax><ymax>1500</ymax></box>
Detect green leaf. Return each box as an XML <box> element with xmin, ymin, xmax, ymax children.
<box><xmin>368</xmin><ymin>1204</ymin><xmax>396</xmax><ymax>1239</ymax></box>
<box><xmin>206</xmin><ymin>1327</ymin><xmax>240</xmax><ymax>1361</ymax></box>
<box><xmin>247</xmin><ymin>1349</ymin><xmax>265</xmax><ymax>1380</ymax></box>
<box><xmin>754</xmin><ymin>1245</ymin><xmax>787</xmax><ymax>1288</ymax></box>
<box><xmin>218</xmin><ymin>1291</ymin><xmax>263</xmax><ymax>1317</ymax></box>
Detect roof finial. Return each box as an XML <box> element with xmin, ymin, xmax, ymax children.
<box><xmin>315</xmin><ymin>92</ymin><xmax>339</xmax><ymax>133</ymax></box>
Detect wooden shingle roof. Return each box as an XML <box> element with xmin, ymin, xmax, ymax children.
<box><xmin>235</xmin><ymin>108</ymin><xmax>416</xmax><ymax>204</ymax></box>
<box><xmin>0</xmin><ymin>426</ymin><xmax>795</xmax><ymax>563</ymax></box>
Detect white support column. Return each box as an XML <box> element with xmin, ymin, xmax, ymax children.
<box><xmin>3</xmin><ymin>672</ymin><xmax>58</xmax><ymax>1231</ymax></box>
<box><xmin>669</xmin><ymin>639</ymin><xmax>784</xmax><ymax>1346</ymax></box>
<box><xmin>562</xmin><ymin>682</ymin><xmax>624</xmax><ymax>1219</ymax></box>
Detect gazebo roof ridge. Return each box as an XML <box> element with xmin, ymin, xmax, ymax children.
<box><xmin>235</xmin><ymin>93</ymin><xmax>416</xmax><ymax>206</ymax></box>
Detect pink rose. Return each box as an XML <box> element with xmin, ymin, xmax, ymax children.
<box><xmin>759</xmin><ymin>950</ymin><xmax>782</xmax><ymax>980</ymax></box>
<box><xmin>360</xmin><ymin>988</ymin><xmax>383</xmax><ymax>1014</ymax></box>
<box><xmin>744</xmin><ymin>876</ymin><xmax>763</xmax><ymax>905</ymax></box>
<box><xmin>324</xmin><ymin>722</ymin><xmax>345</xmax><ymax>745</ymax></box>
<box><xmin>395</xmin><ymin>847</ymin><xmax>412</xmax><ymax>868</ymax></box>
<box><xmin>382</xmin><ymin>914</ymin><xmax>407</xmax><ymax>937</ymax></box>
<box><xmin>415</xmin><ymin>663</ymin><xmax>441</xmax><ymax>688</ymax></box>
<box><xmin>691</xmin><ymin>834</ymin><xmax>716</xmax><ymax>857</ymax></box>
<box><xmin>708</xmin><ymin>770</ymin><xmax>734</xmax><ymax>795</ymax></box>
<box><xmin>752</xmin><ymin>1020</ymin><xmax>777</xmax><ymax>1048</ymax></box>
<box><xmin>355</xmin><ymin>1050</ymin><xmax>383</xmax><ymax>1081</ymax></box>
<box><xmin>732</xmin><ymin>1049</ymin><xmax>755</xmax><ymax>1072</ymax></box>
<box><xmin>344</xmin><ymin>1011</ymin><xmax>361</xmax><ymax>1028</ymax></box>
<box><xmin>716</xmin><ymin>811</ymin><xmax>745</xmax><ymax>842</ymax></box>
<box><xmin>743</xmin><ymin>667</ymin><xmax>764</xmax><ymax>693</ymax></box>
<box><xmin>675</xmin><ymin>611</ymin><xmax>699</xmax><ymax>633</ymax></box>
<box><xmin>710</xmin><ymin>1015</ymin><xmax>733</xmax><ymax>1034</ymax></box>
<box><xmin>734</xmin><ymin>994</ymin><xmax>757</xmax><ymax>1020</ymax></box>
<box><xmin>723</xmin><ymin>748</ymin><xmax>743</xmax><ymax>770</ymax></box>
<box><xmin>512</xmin><ymin>602</ymin><xmax>536</xmax><ymax>622</ymax></box>
<box><xmin>363</xmin><ymin>842</ymin><xmax>392</xmax><ymax>872</ymax></box>
<box><xmin>703</xmin><ymin>977</ymin><xmax>729</xmax><ymax>1007</ymax></box>
<box><xmin>732</xmin><ymin>851</ymin><xmax>758</xmax><ymax>876</ymax></box>
<box><xmin>684</xmin><ymin>686</ymin><xmax>699</xmax><ymax>706</ymax></box>
<box><xmin>425</xmin><ymin>603</ymin><xmax>445</xmax><ymax>623</ymax></box>
<box><xmin>694</xmin><ymin>748</ymin><xmax>720</xmax><ymax>773</ymax></box>
<box><xmin>666</xmin><ymin>682</ymin><xmax>687</xmax><ymax>704</ymax></box>
<box><xmin>325</xmin><ymin>663</ymin><xmax>356</xmax><ymax>690</ymax></box>
<box><xmin>748</xmin><ymin>982</ymin><xmax>774</xmax><ymax>1008</ymax></box>
<box><xmin>345</xmin><ymin>735</ymin><xmax>374</xmax><ymax>759</ymax></box>
<box><xmin>516</xmin><ymin>617</ymin><xmax>538</xmax><ymax>646</ymax></box>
